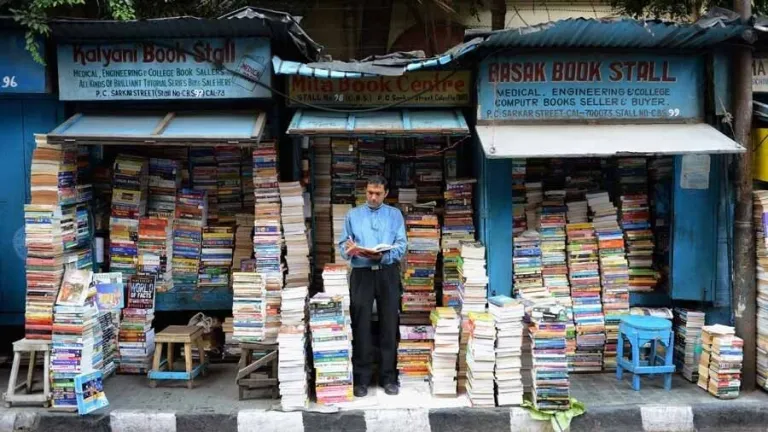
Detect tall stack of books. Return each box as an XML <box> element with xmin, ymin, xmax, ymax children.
<box><xmin>398</xmin><ymin>325</ymin><xmax>434</xmax><ymax>389</ymax></box>
<box><xmin>93</xmin><ymin>272</ymin><xmax>123</xmax><ymax>377</ymax></box>
<box><xmin>331</xmin><ymin>138</ymin><xmax>357</xmax><ymax>205</ymax></box>
<box><xmin>241</xmin><ymin>149</ymin><xmax>254</xmax><ymax>211</ymax></box>
<box><xmin>97</xmin><ymin>310</ymin><xmax>119</xmax><ymax>377</ymax></box>
<box><xmin>233</xmin><ymin>213</ymin><xmax>254</xmax><ymax>270</ymax></box>
<box><xmin>414</xmin><ymin>139</ymin><xmax>444</xmax><ymax>203</ymax></box>
<box><xmin>754</xmin><ymin>190</ymin><xmax>768</xmax><ymax>389</ymax></box>
<box><xmin>540</xmin><ymin>191</ymin><xmax>571</xmax><ymax>311</ymax></box>
<box><xmin>442</xmin><ymin>179</ymin><xmax>476</xmax><ymax>310</ymax></box>
<box><xmin>697</xmin><ymin>324</ymin><xmax>743</xmax><ymax>399</ymax></box>
<box><xmin>278</xmin><ymin>285</ymin><xmax>309</xmax><ymax>409</ymax></box>
<box><xmin>429</xmin><ymin>307</ymin><xmax>460</xmax><ymax>396</ymax></box>
<box><xmin>147</xmin><ymin>158</ymin><xmax>181</xmax><ymax>218</ymax></box>
<box><xmin>118</xmin><ymin>275</ymin><xmax>156</xmax><ymax>374</ymax></box>
<box><xmin>513</xmin><ymin>230</ymin><xmax>546</xmax><ymax>299</ymax></box>
<box><xmin>190</xmin><ymin>149</ymin><xmax>218</xmax><ymax>224</ymax></box>
<box><xmin>312</xmin><ymin>138</ymin><xmax>333</xmax><ymax>287</ymax></box>
<box><xmin>673</xmin><ymin>308</ymin><xmax>706</xmax><ymax>382</ymax></box>
<box><xmin>310</xmin><ymin>292</ymin><xmax>353</xmax><ymax>405</ymax></box>
<box><xmin>110</xmin><ymin>155</ymin><xmax>149</xmax><ymax>275</ymax></box>
<box><xmin>459</xmin><ymin>242</ymin><xmax>488</xmax><ymax>315</ymax></box>
<box><xmin>199</xmin><ymin>227</ymin><xmax>234</xmax><ymax>290</ymax></box>
<box><xmin>512</xmin><ymin>160</ymin><xmax>527</xmax><ymax>236</ymax></box>
<box><xmin>401</xmin><ymin>210</ymin><xmax>440</xmax><ymax>324</ymax></box>
<box><xmin>264</xmin><ymin>275</ymin><xmax>283</xmax><ymax>344</ymax></box>
<box><xmin>253</xmin><ymin>142</ymin><xmax>280</xmax><ymax>205</ymax></box>
<box><xmin>51</xmin><ymin>269</ymin><xmax>100</xmax><ymax>409</ymax></box>
<box><xmin>215</xmin><ymin>146</ymin><xmax>242</xmax><ymax>225</ymax></box>
<box><xmin>253</xmin><ymin>203</ymin><xmax>282</xmax><ymax>277</ymax></box>
<box><xmin>280</xmin><ymin>182</ymin><xmax>311</xmax><ymax>288</ymax></box>
<box><xmin>524</xmin><ymin>299</ymin><xmax>570</xmax><ymax>411</ymax></box>
<box><xmin>589</xmin><ymin>192</ymin><xmax>630</xmax><ymax>370</ymax></box>
<box><xmin>566</xmin><ymin>222</ymin><xmax>604</xmax><ymax>372</ymax></box>
<box><xmin>465</xmin><ymin>311</ymin><xmax>495</xmax><ymax>406</ymax></box>
<box><xmin>171</xmin><ymin>190</ymin><xmax>207</xmax><ymax>291</ymax></box>
<box><xmin>489</xmin><ymin>296</ymin><xmax>525</xmax><ymax>406</ymax></box>
<box><xmin>356</xmin><ymin>139</ymin><xmax>385</xmax><ymax>205</ymax></box>
<box><xmin>618</xmin><ymin>158</ymin><xmax>657</xmax><ymax>292</ymax></box>
<box><xmin>331</xmin><ymin>204</ymin><xmax>351</xmax><ymax>263</ymax></box>
<box><xmin>138</xmin><ymin>218</ymin><xmax>173</xmax><ymax>292</ymax></box>
<box><xmin>232</xmin><ymin>272</ymin><xmax>265</xmax><ymax>343</ymax></box>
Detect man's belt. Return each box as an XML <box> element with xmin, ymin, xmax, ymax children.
<box><xmin>353</xmin><ymin>263</ymin><xmax>397</xmax><ymax>271</ymax></box>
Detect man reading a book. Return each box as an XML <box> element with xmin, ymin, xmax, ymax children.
<box><xmin>339</xmin><ymin>175</ymin><xmax>407</xmax><ymax>397</ymax></box>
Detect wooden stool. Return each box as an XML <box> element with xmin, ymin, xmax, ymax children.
<box><xmin>148</xmin><ymin>325</ymin><xmax>208</xmax><ymax>389</ymax></box>
<box><xmin>3</xmin><ymin>339</ymin><xmax>51</xmax><ymax>408</ymax></box>
<box><xmin>236</xmin><ymin>343</ymin><xmax>278</xmax><ymax>400</ymax></box>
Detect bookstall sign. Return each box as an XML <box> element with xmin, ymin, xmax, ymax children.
<box><xmin>754</xmin><ymin>58</ymin><xmax>768</xmax><ymax>93</ymax></box>
<box><xmin>477</xmin><ymin>53</ymin><xmax>703</xmax><ymax>122</ymax></box>
<box><xmin>287</xmin><ymin>71</ymin><xmax>472</xmax><ymax>107</ymax></box>
<box><xmin>57</xmin><ymin>38</ymin><xmax>271</xmax><ymax>101</ymax></box>
<box><xmin>0</xmin><ymin>32</ymin><xmax>48</xmax><ymax>93</ymax></box>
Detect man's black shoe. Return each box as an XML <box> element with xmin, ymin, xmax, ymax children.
<box><xmin>383</xmin><ymin>383</ymin><xmax>399</xmax><ymax>395</ymax></box>
<box><xmin>353</xmin><ymin>385</ymin><xmax>368</xmax><ymax>397</ymax></box>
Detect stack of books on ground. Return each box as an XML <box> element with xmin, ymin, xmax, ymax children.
<box><xmin>398</xmin><ymin>325</ymin><xmax>434</xmax><ymax>390</ymax></box>
<box><xmin>147</xmin><ymin>158</ymin><xmax>181</xmax><ymax>218</ymax></box>
<box><xmin>198</xmin><ymin>227</ymin><xmax>234</xmax><ymax>290</ymax></box>
<box><xmin>673</xmin><ymin>308</ymin><xmax>706</xmax><ymax>382</ymax></box>
<box><xmin>402</xmin><ymin>210</ymin><xmax>440</xmax><ymax>325</ymax></box>
<box><xmin>232</xmin><ymin>272</ymin><xmax>266</xmax><ymax>343</ymax></box>
<box><xmin>524</xmin><ymin>299</ymin><xmax>571</xmax><ymax>411</ymax></box>
<box><xmin>118</xmin><ymin>275</ymin><xmax>156</xmax><ymax>374</ymax></box>
<box><xmin>253</xmin><ymin>200</ymin><xmax>283</xmax><ymax>344</ymax></box>
<box><xmin>310</xmin><ymin>292</ymin><xmax>353</xmax><ymax>404</ymax></box>
<box><xmin>429</xmin><ymin>307</ymin><xmax>460</xmax><ymax>396</ymax></box>
<box><xmin>138</xmin><ymin>218</ymin><xmax>173</xmax><ymax>292</ymax></box>
<box><xmin>697</xmin><ymin>324</ymin><xmax>743</xmax><ymax>399</ymax></box>
<box><xmin>459</xmin><ymin>242</ymin><xmax>489</xmax><ymax>315</ymax></box>
<box><xmin>280</xmin><ymin>182</ymin><xmax>311</xmax><ymax>288</ymax></box>
<box><xmin>442</xmin><ymin>179</ymin><xmax>477</xmax><ymax>309</ymax></box>
<box><xmin>331</xmin><ymin>204</ymin><xmax>352</xmax><ymax>263</ymax></box>
<box><xmin>171</xmin><ymin>189</ymin><xmax>207</xmax><ymax>291</ymax></box>
<box><xmin>233</xmin><ymin>213</ymin><xmax>254</xmax><ymax>270</ymax></box>
<box><xmin>51</xmin><ymin>269</ymin><xmax>101</xmax><ymax>410</ymax></box>
<box><xmin>466</xmin><ymin>312</ymin><xmax>495</xmax><ymax>406</ymax></box>
<box><xmin>278</xmin><ymin>285</ymin><xmax>309</xmax><ymax>409</ymax></box>
<box><xmin>489</xmin><ymin>295</ymin><xmax>525</xmax><ymax>406</ymax></box>
<box><xmin>755</xmin><ymin>190</ymin><xmax>768</xmax><ymax>390</ymax></box>
<box><xmin>110</xmin><ymin>155</ymin><xmax>148</xmax><ymax>276</ymax></box>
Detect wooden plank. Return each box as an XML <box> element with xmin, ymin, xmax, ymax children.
<box><xmin>238</xmin><ymin>378</ymin><xmax>278</xmax><ymax>387</ymax></box>
<box><xmin>156</xmin><ymin>325</ymin><xmax>203</xmax><ymax>343</ymax></box>
<box><xmin>13</xmin><ymin>339</ymin><xmax>51</xmax><ymax>352</ymax></box>
<box><xmin>152</xmin><ymin>112</ymin><xmax>176</xmax><ymax>136</ymax></box>
<box><xmin>236</xmin><ymin>351</ymin><xmax>276</xmax><ymax>381</ymax></box>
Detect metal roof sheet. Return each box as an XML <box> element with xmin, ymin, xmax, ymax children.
<box><xmin>287</xmin><ymin>109</ymin><xmax>469</xmax><ymax>136</ymax></box>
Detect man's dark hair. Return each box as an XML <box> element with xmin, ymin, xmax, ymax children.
<box><xmin>367</xmin><ymin>175</ymin><xmax>388</xmax><ymax>191</ymax></box>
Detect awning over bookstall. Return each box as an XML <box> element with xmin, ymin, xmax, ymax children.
<box><xmin>286</xmin><ymin>109</ymin><xmax>469</xmax><ymax>136</ymax></box>
<box><xmin>476</xmin><ymin>123</ymin><xmax>745</xmax><ymax>159</ymax></box>
<box><xmin>47</xmin><ymin>111</ymin><xmax>267</xmax><ymax>146</ymax></box>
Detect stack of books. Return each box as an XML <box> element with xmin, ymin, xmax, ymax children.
<box><xmin>524</xmin><ymin>299</ymin><xmax>571</xmax><ymax>411</ymax></box>
<box><xmin>29</xmin><ymin>136</ymin><xmax>76</xmax><ymax>205</ymax></box>
<box><xmin>331</xmin><ymin>138</ymin><xmax>357</xmax><ymax>205</ymax></box>
<box><xmin>442</xmin><ymin>179</ymin><xmax>477</xmax><ymax>309</ymax></box>
<box><xmin>97</xmin><ymin>310</ymin><xmax>119</xmax><ymax>377</ymax></box>
<box><xmin>232</xmin><ymin>272</ymin><xmax>266</xmax><ymax>343</ymax></box>
<box><xmin>321</xmin><ymin>264</ymin><xmax>350</xmax><ymax>307</ymax></box>
<box><xmin>331</xmin><ymin>204</ymin><xmax>351</xmax><ymax>263</ymax></box>
<box><xmin>280</xmin><ymin>182</ymin><xmax>311</xmax><ymax>288</ymax></box>
<box><xmin>252</xmin><ymin>142</ymin><xmax>280</xmax><ymax>205</ymax></box>
<box><xmin>511</xmin><ymin>160</ymin><xmax>527</xmax><ymax>236</ymax></box>
<box><xmin>241</xmin><ymin>149</ymin><xmax>254</xmax><ymax>210</ymax></box>
<box><xmin>513</xmin><ymin>230</ymin><xmax>546</xmax><ymax>299</ymax></box>
<box><xmin>215</xmin><ymin>146</ymin><xmax>242</xmax><ymax>225</ymax></box>
<box><xmin>198</xmin><ymin>227</ymin><xmax>234</xmax><ymax>290</ymax></box>
<box><xmin>312</xmin><ymin>138</ymin><xmax>333</xmax><ymax>288</ymax></box>
<box><xmin>233</xmin><ymin>213</ymin><xmax>254</xmax><ymax>270</ymax></box>
<box><xmin>110</xmin><ymin>155</ymin><xmax>149</xmax><ymax>276</ymax></box>
<box><xmin>24</xmin><ymin>204</ymin><xmax>65</xmax><ymax>340</ymax></box>
<box><xmin>278</xmin><ymin>285</ymin><xmax>309</xmax><ymax>409</ymax></box>
<box><xmin>459</xmin><ymin>242</ymin><xmax>489</xmax><ymax>315</ymax></box>
<box><xmin>253</xmin><ymin>203</ymin><xmax>282</xmax><ymax>277</ymax></box>
<box><xmin>697</xmin><ymin>324</ymin><xmax>743</xmax><ymax>399</ymax></box>
<box><xmin>190</xmin><ymin>149</ymin><xmax>218</xmax><ymax>224</ymax></box>
<box><xmin>617</xmin><ymin>158</ymin><xmax>657</xmax><ymax>292</ymax></box>
<box><xmin>673</xmin><ymin>308</ymin><xmax>706</xmax><ymax>382</ymax></box>
<box><xmin>118</xmin><ymin>275</ymin><xmax>156</xmax><ymax>374</ymax></box>
<box><xmin>397</xmin><ymin>325</ymin><xmax>434</xmax><ymax>389</ymax></box>
<box><xmin>401</xmin><ymin>210</ymin><xmax>440</xmax><ymax>324</ymax></box>
<box><xmin>51</xmin><ymin>269</ymin><xmax>100</xmax><ymax>410</ymax></box>
<box><xmin>310</xmin><ymin>292</ymin><xmax>353</xmax><ymax>405</ymax></box>
<box><xmin>540</xmin><ymin>191</ymin><xmax>571</xmax><ymax>310</ymax></box>
<box><xmin>566</xmin><ymin>222</ymin><xmax>604</xmax><ymax>372</ymax></box>
<box><xmin>465</xmin><ymin>311</ymin><xmax>495</xmax><ymax>406</ymax></box>
<box><xmin>356</xmin><ymin>139</ymin><xmax>386</xmax><ymax>205</ymax></box>
<box><xmin>147</xmin><ymin>158</ymin><xmax>181</xmax><ymax>218</ymax></box>
<box><xmin>429</xmin><ymin>307</ymin><xmax>460</xmax><ymax>396</ymax></box>
<box><xmin>93</xmin><ymin>272</ymin><xmax>123</xmax><ymax>377</ymax></box>
<box><xmin>489</xmin><ymin>295</ymin><xmax>525</xmax><ymax>406</ymax></box>
<box><xmin>171</xmin><ymin>189</ymin><xmax>207</xmax><ymax>291</ymax></box>
<box><xmin>754</xmin><ymin>190</ymin><xmax>768</xmax><ymax>389</ymax></box>
<box><xmin>264</xmin><ymin>275</ymin><xmax>283</xmax><ymax>344</ymax></box>
<box><xmin>138</xmin><ymin>218</ymin><xmax>173</xmax><ymax>292</ymax></box>
<box><xmin>414</xmin><ymin>139</ymin><xmax>444</xmax><ymax>203</ymax></box>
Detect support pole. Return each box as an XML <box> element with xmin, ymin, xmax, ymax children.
<box><xmin>733</xmin><ymin>0</ymin><xmax>756</xmax><ymax>392</ymax></box>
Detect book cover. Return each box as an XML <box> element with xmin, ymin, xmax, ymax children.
<box><xmin>74</xmin><ymin>370</ymin><xmax>109</xmax><ymax>415</ymax></box>
<box><xmin>126</xmin><ymin>275</ymin><xmax>156</xmax><ymax>310</ymax></box>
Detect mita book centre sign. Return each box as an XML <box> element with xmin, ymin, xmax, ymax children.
<box><xmin>477</xmin><ymin>53</ymin><xmax>703</xmax><ymax>122</ymax></box>
<box><xmin>57</xmin><ymin>38</ymin><xmax>271</xmax><ymax>101</ymax></box>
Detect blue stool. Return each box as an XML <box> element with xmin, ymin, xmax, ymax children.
<box><xmin>616</xmin><ymin>315</ymin><xmax>675</xmax><ymax>391</ymax></box>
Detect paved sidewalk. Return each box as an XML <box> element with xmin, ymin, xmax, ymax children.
<box><xmin>1</xmin><ymin>365</ymin><xmax>767</xmax><ymax>431</ymax></box>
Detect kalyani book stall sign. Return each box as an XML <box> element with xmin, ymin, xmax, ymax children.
<box><xmin>56</xmin><ymin>38</ymin><xmax>271</xmax><ymax>100</ymax></box>
<box><xmin>477</xmin><ymin>53</ymin><xmax>704</xmax><ymax>122</ymax></box>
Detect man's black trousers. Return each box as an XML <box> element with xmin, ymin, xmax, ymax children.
<box><xmin>349</xmin><ymin>264</ymin><xmax>400</xmax><ymax>387</ymax></box>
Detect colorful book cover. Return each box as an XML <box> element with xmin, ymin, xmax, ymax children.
<box><xmin>93</xmin><ymin>272</ymin><xmax>124</xmax><ymax>310</ymax></box>
<box><xmin>126</xmin><ymin>275</ymin><xmax>156</xmax><ymax>310</ymax></box>
<box><xmin>74</xmin><ymin>371</ymin><xmax>109</xmax><ymax>415</ymax></box>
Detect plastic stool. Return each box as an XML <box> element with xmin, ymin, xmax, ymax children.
<box><xmin>616</xmin><ymin>315</ymin><xmax>675</xmax><ymax>391</ymax></box>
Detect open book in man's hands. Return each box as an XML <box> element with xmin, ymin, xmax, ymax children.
<box><xmin>356</xmin><ymin>244</ymin><xmax>394</xmax><ymax>254</ymax></box>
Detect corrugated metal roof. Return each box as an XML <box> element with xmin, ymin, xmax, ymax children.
<box><xmin>476</xmin><ymin>123</ymin><xmax>744</xmax><ymax>159</ymax></box>
<box><xmin>287</xmin><ymin>109</ymin><xmax>469</xmax><ymax>136</ymax></box>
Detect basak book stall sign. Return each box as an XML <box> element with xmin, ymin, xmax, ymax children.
<box><xmin>287</xmin><ymin>71</ymin><xmax>472</xmax><ymax>107</ymax></box>
<box><xmin>57</xmin><ymin>38</ymin><xmax>271</xmax><ymax>101</ymax></box>
<box><xmin>477</xmin><ymin>53</ymin><xmax>703</xmax><ymax>122</ymax></box>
